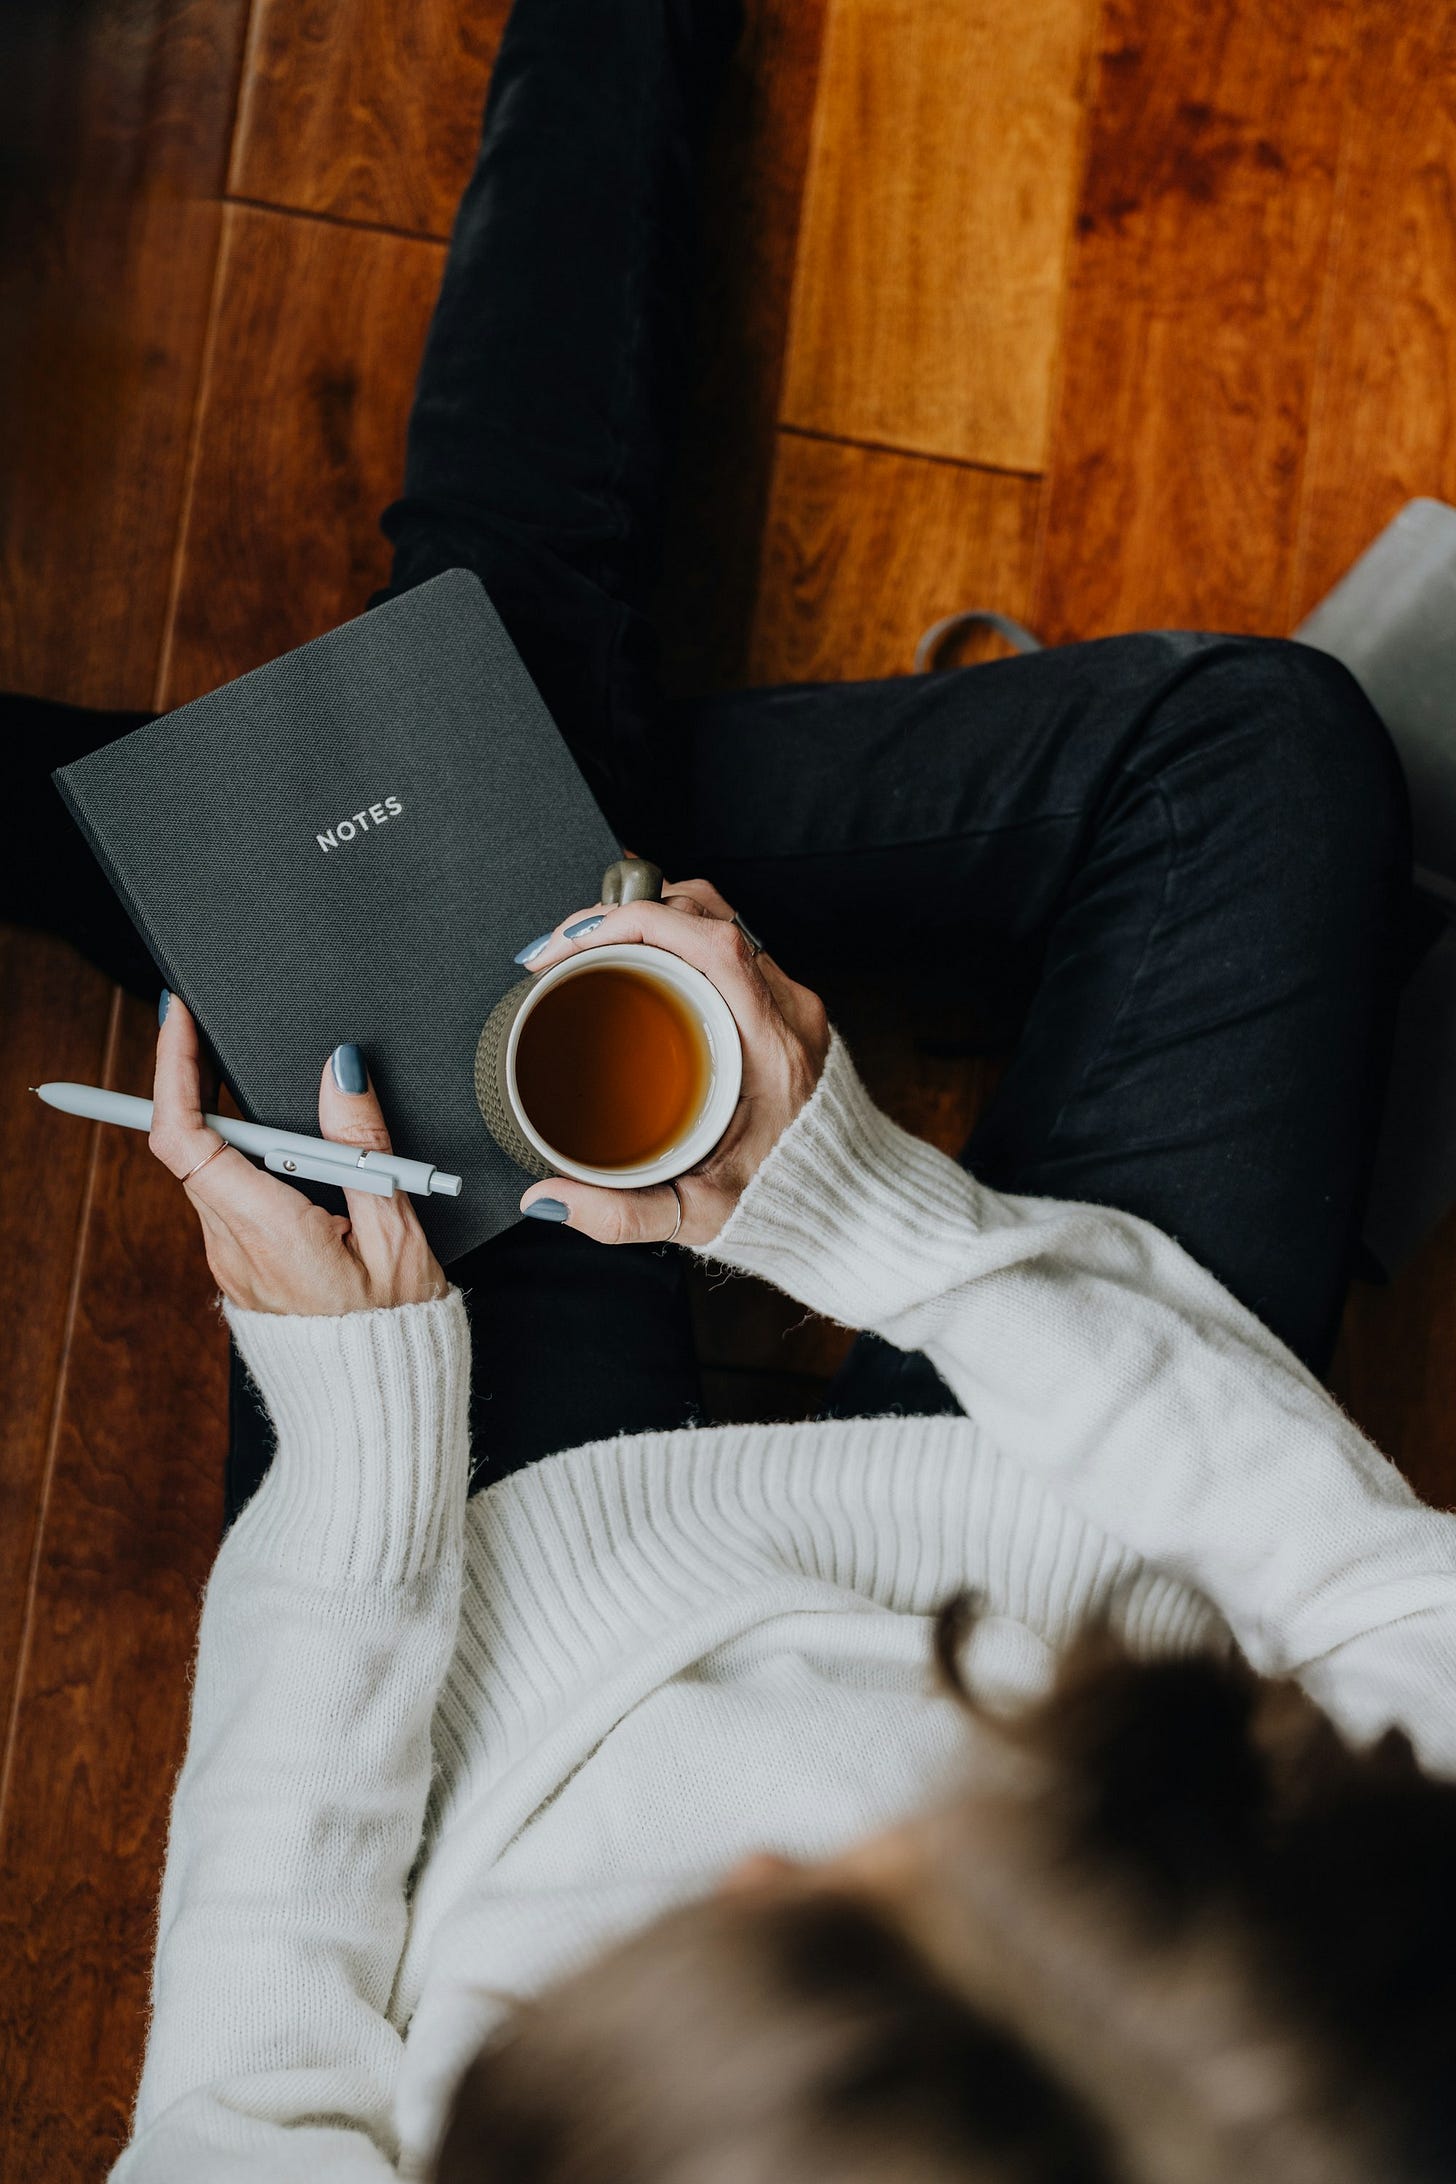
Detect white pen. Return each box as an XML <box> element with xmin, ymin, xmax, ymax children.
<box><xmin>30</xmin><ymin>1082</ymin><xmax>463</xmax><ymax>1201</ymax></box>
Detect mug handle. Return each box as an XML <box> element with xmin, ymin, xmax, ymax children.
<box><xmin>601</xmin><ymin>857</ymin><xmax>664</xmax><ymax>907</ymax></box>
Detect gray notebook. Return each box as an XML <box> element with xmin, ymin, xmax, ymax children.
<box><xmin>52</xmin><ymin>571</ymin><xmax>622</xmax><ymax>1263</ymax></box>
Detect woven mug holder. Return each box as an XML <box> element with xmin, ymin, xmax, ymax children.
<box><xmin>473</xmin><ymin>858</ymin><xmax>665</xmax><ymax>1177</ymax></box>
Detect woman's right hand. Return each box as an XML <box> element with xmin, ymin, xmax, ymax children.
<box><xmin>514</xmin><ymin>877</ymin><xmax>831</xmax><ymax>1248</ymax></box>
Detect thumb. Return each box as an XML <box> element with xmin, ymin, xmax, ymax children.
<box><xmin>318</xmin><ymin>1041</ymin><xmax>393</xmax><ymax>1155</ymax></box>
<box><xmin>317</xmin><ymin>1042</ymin><xmax>406</xmax><ymax>1246</ymax></box>
<box><xmin>521</xmin><ymin>1177</ymin><xmax>684</xmax><ymax>1247</ymax></box>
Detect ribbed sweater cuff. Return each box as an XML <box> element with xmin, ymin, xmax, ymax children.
<box><xmin>691</xmin><ymin>1030</ymin><xmax>985</xmax><ymax>1330</ymax></box>
<box><xmin>219</xmin><ymin>1286</ymin><xmax>473</xmax><ymax>1587</ymax></box>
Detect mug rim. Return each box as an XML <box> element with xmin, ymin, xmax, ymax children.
<box><xmin>504</xmin><ymin>941</ymin><xmax>743</xmax><ymax>1187</ymax></box>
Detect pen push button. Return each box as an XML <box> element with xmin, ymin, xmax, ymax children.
<box><xmin>263</xmin><ymin>1145</ymin><xmax>396</xmax><ymax>1196</ymax></box>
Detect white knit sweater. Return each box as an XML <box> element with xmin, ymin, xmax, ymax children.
<box><xmin>111</xmin><ymin>1032</ymin><xmax>1456</xmax><ymax>2183</ymax></box>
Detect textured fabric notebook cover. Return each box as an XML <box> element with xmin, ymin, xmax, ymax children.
<box><xmin>52</xmin><ymin>571</ymin><xmax>622</xmax><ymax>1262</ymax></box>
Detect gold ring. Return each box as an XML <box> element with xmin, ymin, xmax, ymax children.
<box><xmin>184</xmin><ymin>1139</ymin><xmax>227</xmax><ymax>1183</ymax></box>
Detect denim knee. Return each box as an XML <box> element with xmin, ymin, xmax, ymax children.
<box><xmin>1147</xmin><ymin>635</ymin><xmax>1412</xmax><ymax>912</ymax></box>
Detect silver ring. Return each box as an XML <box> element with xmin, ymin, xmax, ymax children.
<box><xmin>184</xmin><ymin>1139</ymin><xmax>227</xmax><ymax>1183</ymax></box>
<box><xmin>731</xmin><ymin>911</ymin><xmax>765</xmax><ymax>957</ymax></box>
<box><xmin>664</xmin><ymin>1181</ymin><xmax>683</xmax><ymax>1243</ymax></box>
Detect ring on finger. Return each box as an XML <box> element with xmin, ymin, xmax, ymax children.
<box><xmin>185</xmin><ymin>1139</ymin><xmax>227</xmax><ymax>1183</ymax></box>
<box><xmin>731</xmin><ymin>911</ymin><xmax>765</xmax><ymax>957</ymax></box>
<box><xmin>664</xmin><ymin>1181</ymin><xmax>683</xmax><ymax>1243</ymax></box>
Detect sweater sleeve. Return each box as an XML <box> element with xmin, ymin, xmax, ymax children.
<box><xmin>110</xmin><ymin>1286</ymin><xmax>473</xmax><ymax>2184</ymax></box>
<box><xmin>693</xmin><ymin>1033</ymin><xmax>1456</xmax><ymax>1776</ymax></box>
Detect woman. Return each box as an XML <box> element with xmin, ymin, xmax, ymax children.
<box><xmin>88</xmin><ymin>0</ymin><xmax>1456</xmax><ymax>2176</ymax></box>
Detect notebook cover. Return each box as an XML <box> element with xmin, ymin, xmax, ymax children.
<box><xmin>52</xmin><ymin>571</ymin><xmax>622</xmax><ymax>1263</ymax></box>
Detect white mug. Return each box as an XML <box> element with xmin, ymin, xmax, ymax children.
<box><xmin>474</xmin><ymin>940</ymin><xmax>743</xmax><ymax>1188</ymax></box>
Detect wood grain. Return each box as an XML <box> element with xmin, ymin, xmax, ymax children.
<box><xmin>779</xmin><ymin>0</ymin><xmax>1095</xmax><ymax>473</ymax></box>
<box><xmin>0</xmin><ymin>992</ymin><xmax>226</xmax><ymax>2173</ymax></box>
<box><xmin>0</xmin><ymin>934</ymin><xmax>115</xmax><ymax>1747</ymax></box>
<box><xmin>1290</xmin><ymin>2</ymin><xmax>1456</xmax><ymax>619</ymax></box>
<box><xmin>654</xmin><ymin>0</ymin><xmax>830</xmax><ymax>697</ymax></box>
<box><xmin>1032</xmin><ymin>0</ymin><xmax>1355</xmax><ymax>641</ymax></box>
<box><xmin>160</xmin><ymin>205</ymin><xmax>445</xmax><ymax>708</ymax></box>
<box><xmin>749</xmin><ymin>430</ymin><xmax>1042</xmax><ymax>684</ymax></box>
<box><xmin>0</xmin><ymin>0</ymin><xmax>249</xmax><ymax>709</ymax></box>
<box><xmin>229</xmin><ymin>0</ymin><xmax>508</xmax><ymax>236</ymax></box>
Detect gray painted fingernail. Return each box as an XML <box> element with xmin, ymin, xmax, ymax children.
<box><xmin>513</xmin><ymin>931</ymin><xmax>553</xmax><ymax>965</ymax></box>
<box><xmin>158</xmin><ymin>987</ymin><xmax>171</xmax><ymax>1025</ymax></box>
<box><xmin>331</xmin><ymin>1042</ymin><xmax>368</xmax><ymax>1094</ymax></box>
<box><xmin>523</xmin><ymin>1198</ymin><xmax>570</xmax><ymax>1222</ymax></box>
<box><xmin>564</xmin><ymin>914</ymin><xmax>605</xmax><ymax>939</ymax></box>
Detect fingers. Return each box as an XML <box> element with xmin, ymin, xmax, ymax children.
<box><xmin>521</xmin><ymin>893</ymin><xmax>775</xmax><ymax>1027</ymax></box>
<box><xmin>658</xmin><ymin>876</ymin><xmax>737</xmax><ymax>922</ymax></box>
<box><xmin>317</xmin><ymin>1043</ymin><xmax>394</xmax><ymax>1156</ymax></box>
<box><xmin>150</xmin><ymin>994</ymin><xmax>297</xmax><ymax>1220</ymax></box>
<box><xmin>150</xmin><ymin>993</ymin><xmax>244</xmax><ymax>1189</ymax></box>
<box><xmin>522</xmin><ymin>875</ymin><xmax>735</xmax><ymax>966</ymax></box>
<box><xmin>316</xmin><ymin>1044</ymin><xmax>407</xmax><ymax>1241</ymax></box>
<box><xmin>520</xmin><ymin>1177</ymin><xmax>687</xmax><ymax>1247</ymax></box>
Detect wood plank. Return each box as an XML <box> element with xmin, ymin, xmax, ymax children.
<box><xmin>160</xmin><ymin>206</ymin><xmax>445</xmax><ymax>708</ymax></box>
<box><xmin>0</xmin><ymin>933</ymin><xmax>115</xmax><ymax>1747</ymax></box>
<box><xmin>0</xmin><ymin>992</ymin><xmax>227</xmax><ymax>2173</ymax></box>
<box><xmin>749</xmin><ymin>431</ymin><xmax>1042</xmax><ymax>684</ymax></box>
<box><xmin>1032</xmin><ymin>0</ymin><xmax>1354</xmax><ymax>641</ymax></box>
<box><xmin>654</xmin><ymin>0</ymin><xmax>830</xmax><ymax>697</ymax></box>
<box><xmin>779</xmin><ymin>0</ymin><xmax>1095</xmax><ymax>474</ymax></box>
<box><xmin>229</xmin><ymin>0</ymin><xmax>507</xmax><ymax>237</ymax></box>
<box><xmin>1290</xmin><ymin>2</ymin><xmax>1456</xmax><ymax>620</ymax></box>
<box><xmin>0</xmin><ymin>0</ymin><xmax>249</xmax><ymax>709</ymax></box>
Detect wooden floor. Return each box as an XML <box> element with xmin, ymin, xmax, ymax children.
<box><xmin>3</xmin><ymin>0</ymin><xmax>1456</xmax><ymax>2167</ymax></box>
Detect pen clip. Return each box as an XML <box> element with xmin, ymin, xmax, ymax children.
<box><xmin>263</xmin><ymin>1145</ymin><xmax>396</xmax><ymax>1197</ymax></box>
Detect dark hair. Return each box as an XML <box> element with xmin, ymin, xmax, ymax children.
<box><xmin>433</xmin><ymin>1606</ymin><xmax>1456</xmax><ymax>2184</ymax></box>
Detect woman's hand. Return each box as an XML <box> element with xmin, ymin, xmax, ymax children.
<box><xmin>515</xmin><ymin>878</ymin><xmax>831</xmax><ymax>1247</ymax></box>
<box><xmin>148</xmin><ymin>994</ymin><xmax>450</xmax><ymax>1315</ymax></box>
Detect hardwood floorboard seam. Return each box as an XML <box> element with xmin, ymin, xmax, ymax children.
<box><xmin>223</xmin><ymin>192</ymin><xmax>452</xmax><ymax>248</ymax></box>
<box><xmin>225</xmin><ymin>0</ymin><xmax>275</xmax><ymax>203</ymax></box>
<box><xmin>154</xmin><ymin>209</ymin><xmax>238</xmax><ymax>711</ymax></box>
<box><xmin>152</xmin><ymin>0</ymin><xmax>258</xmax><ymax>710</ymax></box>
<box><xmin>0</xmin><ymin>983</ymin><xmax>122</xmax><ymax>1859</ymax></box>
<box><xmin>777</xmin><ymin>421</ymin><xmax>1043</xmax><ymax>483</ymax></box>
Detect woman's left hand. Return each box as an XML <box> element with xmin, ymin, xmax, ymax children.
<box><xmin>515</xmin><ymin>878</ymin><xmax>830</xmax><ymax>1248</ymax></box>
<box><xmin>148</xmin><ymin>993</ymin><xmax>450</xmax><ymax>1315</ymax></box>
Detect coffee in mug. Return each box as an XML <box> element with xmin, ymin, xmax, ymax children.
<box><xmin>514</xmin><ymin>963</ymin><xmax>709</xmax><ymax>1169</ymax></box>
<box><xmin>474</xmin><ymin>940</ymin><xmax>743</xmax><ymax>1188</ymax></box>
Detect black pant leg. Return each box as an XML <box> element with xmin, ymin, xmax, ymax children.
<box><xmin>373</xmin><ymin>0</ymin><xmax>744</xmax><ymax>856</ymax></box>
<box><xmin>669</xmin><ymin>633</ymin><xmax>1412</xmax><ymax>1386</ymax></box>
<box><xmin>224</xmin><ymin>1</ymin><xmax>747</xmax><ymax>1526</ymax></box>
<box><xmin>2</xmin><ymin>689</ymin><xmax>161</xmax><ymax>1001</ymax></box>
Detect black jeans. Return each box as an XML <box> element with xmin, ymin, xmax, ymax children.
<box><xmin>5</xmin><ymin>0</ymin><xmax>1412</xmax><ymax>1523</ymax></box>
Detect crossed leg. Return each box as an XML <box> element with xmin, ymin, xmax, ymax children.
<box><xmin>232</xmin><ymin>0</ymin><xmax>1411</xmax><ymax>1511</ymax></box>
